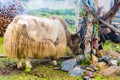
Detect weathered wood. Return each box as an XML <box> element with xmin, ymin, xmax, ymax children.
<box><xmin>99</xmin><ymin>18</ymin><xmax>120</xmax><ymax>35</ymax></box>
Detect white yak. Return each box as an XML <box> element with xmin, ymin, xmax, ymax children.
<box><xmin>4</xmin><ymin>15</ymin><xmax>81</xmax><ymax>69</ymax></box>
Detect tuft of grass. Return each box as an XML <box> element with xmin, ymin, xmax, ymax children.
<box><xmin>103</xmin><ymin>41</ymin><xmax>120</xmax><ymax>52</ymax></box>
<box><xmin>94</xmin><ymin>73</ymin><xmax>120</xmax><ymax>80</ymax></box>
<box><xmin>24</xmin><ymin>67</ymin><xmax>31</xmax><ymax>73</ymax></box>
<box><xmin>0</xmin><ymin>73</ymin><xmax>39</xmax><ymax>80</ymax></box>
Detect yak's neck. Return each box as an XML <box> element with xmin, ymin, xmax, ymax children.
<box><xmin>50</xmin><ymin>16</ymin><xmax>73</xmax><ymax>46</ymax></box>
<box><xmin>63</xmin><ymin>25</ymin><xmax>73</xmax><ymax>46</ymax></box>
<box><xmin>58</xmin><ymin>19</ymin><xmax>73</xmax><ymax>45</ymax></box>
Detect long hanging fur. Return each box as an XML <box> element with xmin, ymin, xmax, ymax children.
<box><xmin>4</xmin><ymin>15</ymin><xmax>70</xmax><ymax>59</ymax></box>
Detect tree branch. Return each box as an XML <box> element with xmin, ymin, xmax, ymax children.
<box><xmin>101</xmin><ymin>0</ymin><xmax>120</xmax><ymax>22</ymax></box>
<box><xmin>99</xmin><ymin>18</ymin><xmax>120</xmax><ymax>35</ymax></box>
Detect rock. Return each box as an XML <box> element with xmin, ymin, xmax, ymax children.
<box><xmin>96</xmin><ymin>62</ymin><xmax>108</xmax><ymax>69</ymax></box>
<box><xmin>80</xmin><ymin>66</ymin><xmax>86</xmax><ymax>69</ymax></box>
<box><xmin>97</xmin><ymin>50</ymin><xmax>104</xmax><ymax>57</ymax></box>
<box><xmin>84</xmin><ymin>71</ymin><xmax>94</xmax><ymax>78</ymax></box>
<box><xmin>89</xmin><ymin>64</ymin><xmax>98</xmax><ymax>71</ymax></box>
<box><xmin>99</xmin><ymin>55</ymin><xmax>112</xmax><ymax>63</ymax></box>
<box><xmin>86</xmin><ymin>64</ymin><xmax>98</xmax><ymax>72</ymax></box>
<box><xmin>91</xmin><ymin>54</ymin><xmax>98</xmax><ymax>65</ymax></box>
<box><xmin>110</xmin><ymin>60</ymin><xmax>118</xmax><ymax>66</ymax></box>
<box><xmin>83</xmin><ymin>76</ymin><xmax>90</xmax><ymax>80</ymax></box>
<box><xmin>61</xmin><ymin>59</ymin><xmax>77</xmax><ymax>72</ymax></box>
<box><xmin>85</xmin><ymin>66</ymin><xmax>95</xmax><ymax>72</ymax></box>
<box><xmin>100</xmin><ymin>66</ymin><xmax>120</xmax><ymax>76</ymax></box>
<box><xmin>69</xmin><ymin>66</ymin><xmax>84</xmax><ymax>76</ymax></box>
<box><xmin>75</xmin><ymin>55</ymin><xmax>85</xmax><ymax>64</ymax></box>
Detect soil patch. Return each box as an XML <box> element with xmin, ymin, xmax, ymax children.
<box><xmin>0</xmin><ymin>58</ymin><xmax>52</xmax><ymax>76</ymax></box>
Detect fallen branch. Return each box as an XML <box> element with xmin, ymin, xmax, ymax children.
<box><xmin>0</xmin><ymin>53</ymin><xmax>74</xmax><ymax>61</ymax></box>
<box><xmin>99</xmin><ymin>18</ymin><xmax>120</xmax><ymax>35</ymax></box>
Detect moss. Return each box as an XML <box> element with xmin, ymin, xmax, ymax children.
<box><xmin>103</xmin><ymin>41</ymin><xmax>120</xmax><ymax>52</ymax></box>
<box><xmin>94</xmin><ymin>73</ymin><xmax>120</xmax><ymax>80</ymax></box>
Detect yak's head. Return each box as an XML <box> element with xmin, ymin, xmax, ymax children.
<box><xmin>68</xmin><ymin>33</ymin><xmax>81</xmax><ymax>55</ymax></box>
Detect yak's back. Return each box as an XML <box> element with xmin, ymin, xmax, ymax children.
<box><xmin>12</xmin><ymin>15</ymin><xmax>65</xmax><ymax>43</ymax></box>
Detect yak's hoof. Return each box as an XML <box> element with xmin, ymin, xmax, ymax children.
<box><xmin>17</xmin><ymin>65</ymin><xmax>23</xmax><ymax>70</ymax></box>
<box><xmin>26</xmin><ymin>65</ymin><xmax>32</xmax><ymax>69</ymax></box>
<box><xmin>17</xmin><ymin>63</ymin><xmax>23</xmax><ymax>70</ymax></box>
<box><xmin>53</xmin><ymin>60</ymin><xmax>57</xmax><ymax>66</ymax></box>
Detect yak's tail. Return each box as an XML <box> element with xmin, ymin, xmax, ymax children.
<box><xmin>4</xmin><ymin>16</ymin><xmax>28</xmax><ymax>58</ymax></box>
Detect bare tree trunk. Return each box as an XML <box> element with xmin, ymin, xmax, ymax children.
<box><xmin>99</xmin><ymin>0</ymin><xmax>120</xmax><ymax>34</ymax></box>
<box><xmin>94</xmin><ymin>0</ymin><xmax>98</xmax><ymax>19</ymax></box>
<box><xmin>74</xmin><ymin>0</ymin><xmax>80</xmax><ymax>32</ymax></box>
<box><xmin>101</xmin><ymin>0</ymin><xmax>120</xmax><ymax>22</ymax></box>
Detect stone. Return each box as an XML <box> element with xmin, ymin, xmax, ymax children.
<box><xmin>99</xmin><ymin>55</ymin><xmax>112</xmax><ymax>63</ymax></box>
<box><xmin>85</xmin><ymin>66</ymin><xmax>95</xmax><ymax>72</ymax></box>
<box><xmin>86</xmin><ymin>64</ymin><xmax>98</xmax><ymax>72</ymax></box>
<box><xmin>84</xmin><ymin>71</ymin><xmax>94</xmax><ymax>78</ymax></box>
<box><xmin>97</xmin><ymin>50</ymin><xmax>104</xmax><ymax>57</ymax></box>
<box><xmin>91</xmin><ymin>54</ymin><xmax>98</xmax><ymax>65</ymax></box>
<box><xmin>83</xmin><ymin>76</ymin><xmax>90</xmax><ymax>80</ymax></box>
<box><xmin>110</xmin><ymin>60</ymin><xmax>118</xmax><ymax>66</ymax></box>
<box><xmin>61</xmin><ymin>59</ymin><xmax>77</xmax><ymax>72</ymax></box>
<box><xmin>75</xmin><ymin>55</ymin><xmax>85</xmax><ymax>64</ymax></box>
<box><xmin>69</xmin><ymin>66</ymin><xmax>84</xmax><ymax>76</ymax></box>
<box><xmin>89</xmin><ymin>64</ymin><xmax>98</xmax><ymax>71</ymax></box>
<box><xmin>96</xmin><ymin>62</ymin><xmax>108</xmax><ymax>69</ymax></box>
<box><xmin>100</xmin><ymin>66</ymin><xmax>120</xmax><ymax>76</ymax></box>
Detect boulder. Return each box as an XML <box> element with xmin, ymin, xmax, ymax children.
<box><xmin>69</xmin><ymin>66</ymin><xmax>84</xmax><ymax>76</ymax></box>
<box><xmin>61</xmin><ymin>59</ymin><xmax>77</xmax><ymax>72</ymax></box>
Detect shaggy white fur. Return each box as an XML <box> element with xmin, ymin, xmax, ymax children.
<box><xmin>4</xmin><ymin>15</ymin><xmax>81</xmax><ymax>69</ymax></box>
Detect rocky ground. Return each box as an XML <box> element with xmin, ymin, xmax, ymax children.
<box><xmin>0</xmin><ymin>50</ymin><xmax>120</xmax><ymax>80</ymax></box>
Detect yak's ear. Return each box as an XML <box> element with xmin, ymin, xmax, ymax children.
<box><xmin>71</xmin><ymin>33</ymin><xmax>81</xmax><ymax>45</ymax></box>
